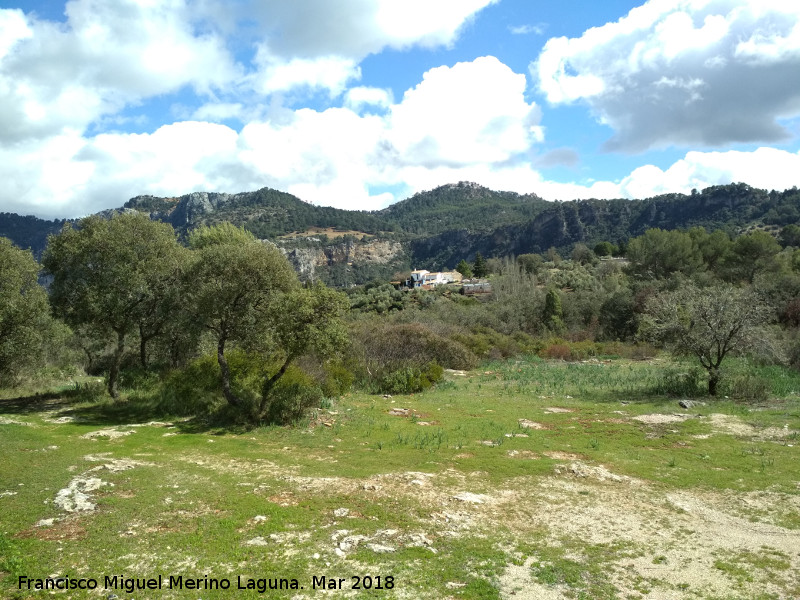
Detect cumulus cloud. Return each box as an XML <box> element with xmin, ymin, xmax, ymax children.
<box><xmin>535</xmin><ymin>0</ymin><xmax>800</xmax><ymax>151</ymax></box>
<box><xmin>249</xmin><ymin>0</ymin><xmax>497</xmax><ymax>58</ymax></box>
<box><xmin>386</xmin><ymin>57</ymin><xmax>543</xmax><ymax>167</ymax></box>
<box><xmin>0</xmin><ymin>1</ymin><xmax>237</xmax><ymax>142</ymax></box>
<box><xmin>1</xmin><ymin>56</ymin><xmax>546</xmax><ymax>217</ymax></box>
<box><xmin>245</xmin><ymin>0</ymin><xmax>497</xmax><ymax>94</ymax></box>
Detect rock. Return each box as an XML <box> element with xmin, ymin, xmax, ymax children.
<box><xmin>54</xmin><ymin>476</ymin><xmax>108</xmax><ymax>512</ymax></box>
<box><xmin>339</xmin><ymin>535</ymin><xmax>369</xmax><ymax>553</ymax></box>
<box><xmin>333</xmin><ymin>508</ymin><xmax>350</xmax><ymax>518</ymax></box>
<box><xmin>679</xmin><ymin>399</ymin><xmax>707</xmax><ymax>409</ymax></box>
<box><xmin>252</xmin><ymin>515</ymin><xmax>268</xmax><ymax>523</ymax></box>
<box><xmin>518</xmin><ymin>419</ymin><xmax>546</xmax><ymax>429</ymax></box>
<box><xmin>244</xmin><ymin>536</ymin><xmax>269</xmax><ymax>546</ymax></box>
<box><xmin>81</xmin><ymin>429</ymin><xmax>135</xmax><ymax>440</ymax></box>
<box><xmin>451</xmin><ymin>492</ymin><xmax>487</xmax><ymax>504</ymax></box>
<box><xmin>365</xmin><ymin>543</ymin><xmax>395</xmax><ymax>554</ymax></box>
<box><xmin>388</xmin><ymin>408</ymin><xmax>410</xmax><ymax>417</ymax></box>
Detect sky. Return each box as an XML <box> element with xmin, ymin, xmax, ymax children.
<box><xmin>1</xmin><ymin>0</ymin><xmax>800</xmax><ymax>219</ymax></box>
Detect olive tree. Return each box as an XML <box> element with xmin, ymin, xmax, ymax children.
<box><xmin>641</xmin><ymin>283</ymin><xmax>773</xmax><ymax>395</ymax></box>
<box><xmin>43</xmin><ymin>213</ymin><xmax>184</xmax><ymax>397</ymax></box>
<box><xmin>0</xmin><ymin>238</ymin><xmax>52</xmax><ymax>385</ymax></box>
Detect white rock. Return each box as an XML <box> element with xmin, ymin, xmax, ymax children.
<box><xmin>244</xmin><ymin>537</ymin><xmax>269</xmax><ymax>546</ymax></box>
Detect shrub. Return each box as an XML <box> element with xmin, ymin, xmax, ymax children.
<box><xmin>65</xmin><ymin>380</ymin><xmax>107</xmax><ymax>403</ymax></box>
<box><xmin>723</xmin><ymin>375</ymin><xmax>770</xmax><ymax>402</ymax></box>
<box><xmin>375</xmin><ymin>362</ymin><xmax>444</xmax><ymax>394</ymax></box>
<box><xmin>653</xmin><ymin>367</ymin><xmax>704</xmax><ymax>397</ymax></box>
<box><xmin>540</xmin><ymin>343</ymin><xmax>572</xmax><ymax>361</ymax></box>
<box><xmin>321</xmin><ymin>361</ymin><xmax>355</xmax><ymax>398</ymax></box>
<box><xmin>260</xmin><ymin>366</ymin><xmax>323</xmax><ymax>425</ymax></box>
<box><xmin>158</xmin><ymin>354</ymin><xmax>224</xmax><ymax>416</ymax></box>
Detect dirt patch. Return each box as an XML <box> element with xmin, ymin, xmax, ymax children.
<box><xmin>518</xmin><ymin>419</ymin><xmax>547</xmax><ymax>430</ymax></box>
<box><xmin>707</xmin><ymin>413</ymin><xmax>797</xmax><ymax>441</ymax></box>
<box><xmin>0</xmin><ymin>416</ymin><xmax>33</xmax><ymax>426</ymax></box>
<box><xmin>507</xmin><ymin>450</ymin><xmax>539</xmax><ymax>460</ymax></box>
<box><xmin>17</xmin><ymin>518</ymin><xmax>87</xmax><ymax>541</ymax></box>
<box><xmin>632</xmin><ymin>413</ymin><xmax>691</xmax><ymax>425</ymax></box>
<box><xmin>81</xmin><ymin>428</ymin><xmax>135</xmax><ymax>440</ymax></box>
<box><xmin>498</xmin><ymin>558</ymin><xmax>566</xmax><ymax>600</ymax></box>
<box><xmin>553</xmin><ymin>461</ymin><xmax>640</xmax><ymax>484</ymax></box>
<box><xmin>542</xmin><ymin>451</ymin><xmax>582</xmax><ymax>460</ymax></box>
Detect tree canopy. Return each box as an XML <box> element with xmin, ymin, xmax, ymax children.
<box><xmin>0</xmin><ymin>238</ymin><xmax>52</xmax><ymax>384</ymax></box>
<box><xmin>641</xmin><ymin>283</ymin><xmax>773</xmax><ymax>395</ymax></box>
<box><xmin>43</xmin><ymin>213</ymin><xmax>185</xmax><ymax>397</ymax></box>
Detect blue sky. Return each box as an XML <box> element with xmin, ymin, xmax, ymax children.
<box><xmin>1</xmin><ymin>0</ymin><xmax>800</xmax><ymax>219</ymax></box>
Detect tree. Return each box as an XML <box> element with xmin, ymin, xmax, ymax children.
<box><xmin>626</xmin><ymin>228</ymin><xmax>702</xmax><ymax>279</ymax></box>
<box><xmin>456</xmin><ymin>259</ymin><xmax>473</xmax><ymax>279</ymax></box>
<box><xmin>599</xmin><ymin>288</ymin><xmax>637</xmax><ymax>341</ymax></box>
<box><xmin>43</xmin><ymin>213</ymin><xmax>184</xmax><ymax>398</ymax></box>
<box><xmin>689</xmin><ymin>228</ymin><xmax>731</xmax><ymax>272</ymax></box>
<box><xmin>593</xmin><ymin>241</ymin><xmax>616</xmax><ymax>257</ymax></box>
<box><xmin>722</xmin><ymin>230</ymin><xmax>781</xmax><ymax>283</ymax></box>
<box><xmin>185</xmin><ymin>224</ymin><xmax>299</xmax><ymax>409</ymax></box>
<box><xmin>258</xmin><ymin>283</ymin><xmax>348</xmax><ymax>418</ymax></box>
<box><xmin>571</xmin><ymin>243</ymin><xmax>595</xmax><ymax>265</ymax></box>
<box><xmin>542</xmin><ymin>287</ymin><xmax>565</xmax><ymax>333</ymax></box>
<box><xmin>779</xmin><ymin>225</ymin><xmax>800</xmax><ymax>248</ymax></box>
<box><xmin>0</xmin><ymin>238</ymin><xmax>53</xmax><ymax>385</ymax></box>
<box><xmin>472</xmin><ymin>252</ymin><xmax>488</xmax><ymax>278</ymax></box>
<box><xmin>641</xmin><ymin>283</ymin><xmax>773</xmax><ymax>395</ymax></box>
<box><xmin>517</xmin><ymin>253</ymin><xmax>543</xmax><ymax>275</ymax></box>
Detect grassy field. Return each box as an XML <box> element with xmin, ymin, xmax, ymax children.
<box><xmin>1</xmin><ymin>356</ymin><xmax>799</xmax><ymax>599</ymax></box>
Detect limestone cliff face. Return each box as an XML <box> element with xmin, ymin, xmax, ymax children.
<box><xmin>279</xmin><ymin>239</ymin><xmax>405</xmax><ymax>281</ymax></box>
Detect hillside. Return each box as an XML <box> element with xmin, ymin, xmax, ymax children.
<box><xmin>377</xmin><ymin>181</ymin><xmax>550</xmax><ymax>235</ymax></box>
<box><xmin>2</xmin><ymin>182</ymin><xmax>799</xmax><ymax>281</ymax></box>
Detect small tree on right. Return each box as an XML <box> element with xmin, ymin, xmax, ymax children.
<box><xmin>641</xmin><ymin>283</ymin><xmax>773</xmax><ymax>395</ymax></box>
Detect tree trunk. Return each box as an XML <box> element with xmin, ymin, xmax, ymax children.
<box><xmin>259</xmin><ymin>357</ymin><xmax>293</xmax><ymax>416</ymax></box>
<box><xmin>217</xmin><ymin>336</ymin><xmax>240</xmax><ymax>407</ymax></box>
<box><xmin>139</xmin><ymin>325</ymin><xmax>148</xmax><ymax>369</ymax></box>
<box><xmin>108</xmin><ymin>332</ymin><xmax>126</xmax><ymax>399</ymax></box>
<box><xmin>708</xmin><ymin>367</ymin><xmax>720</xmax><ymax>396</ymax></box>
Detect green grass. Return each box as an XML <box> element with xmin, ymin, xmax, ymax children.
<box><xmin>1</xmin><ymin>355</ymin><xmax>799</xmax><ymax>598</ymax></box>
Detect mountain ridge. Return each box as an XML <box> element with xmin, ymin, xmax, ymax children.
<box><xmin>3</xmin><ymin>181</ymin><xmax>799</xmax><ymax>284</ymax></box>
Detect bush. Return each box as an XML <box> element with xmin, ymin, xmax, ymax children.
<box><xmin>375</xmin><ymin>362</ymin><xmax>444</xmax><ymax>395</ymax></box>
<box><xmin>722</xmin><ymin>375</ymin><xmax>770</xmax><ymax>402</ymax></box>
<box><xmin>260</xmin><ymin>366</ymin><xmax>323</xmax><ymax>425</ymax></box>
<box><xmin>653</xmin><ymin>367</ymin><xmax>704</xmax><ymax>397</ymax></box>
<box><xmin>320</xmin><ymin>361</ymin><xmax>355</xmax><ymax>398</ymax></box>
<box><xmin>65</xmin><ymin>380</ymin><xmax>107</xmax><ymax>403</ymax></box>
<box><xmin>158</xmin><ymin>354</ymin><xmax>224</xmax><ymax>416</ymax></box>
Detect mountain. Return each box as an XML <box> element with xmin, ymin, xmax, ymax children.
<box><xmin>2</xmin><ymin>182</ymin><xmax>799</xmax><ymax>283</ymax></box>
<box><xmin>124</xmin><ymin>188</ymin><xmax>393</xmax><ymax>239</ymax></box>
<box><xmin>0</xmin><ymin>213</ymin><xmax>65</xmax><ymax>257</ymax></box>
<box><xmin>377</xmin><ymin>181</ymin><xmax>550</xmax><ymax>236</ymax></box>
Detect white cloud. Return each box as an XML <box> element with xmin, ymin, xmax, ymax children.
<box><xmin>0</xmin><ymin>9</ymin><xmax>32</xmax><ymax>60</ymax></box>
<box><xmin>535</xmin><ymin>0</ymin><xmax>800</xmax><ymax>151</ymax></box>
<box><xmin>617</xmin><ymin>147</ymin><xmax>800</xmax><ymax>197</ymax></box>
<box><xmin>386</xmin><ymin>56</ymin><xmax>543</xmax><ymax>167</ymax></box>
<box><xmin>345</xmin><ymin>87</ymin><xmax>394</xmax><ymax>111</ymax></box>
<box><xmin>0</xmin><ymin>0</ymin><xmax>238</xmax><ymax>142</ymax></box>
<box><xmin>249</xmin><ymin>0</ymin><xmax>497</xmax><ymax>58</ymax></box>
<box><xmin>509</xmin><ymin>23</ymin><xmax>547</xmax><ymax>35</ymax></box>
<box><xmin>245</xmin><ymin>0</ymin><xmax>497</xmax><ymax>94</ymax></box>
<box><xmin>0</xmin><ymin>56</ymin><xmax>546</xmax><ymax>217</ymax></box>
<box><xmin>251</xmin><ymin>52</ymin><xmax>361</xmax><ymax>96</ymax></box>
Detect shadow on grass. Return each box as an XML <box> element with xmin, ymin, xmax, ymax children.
<box><xmin>0</xmin><ymin>390</ymin><xmax>74</xmax><ymax>415</ymax></box>
<box><xmin>0</xmin><ymin>385</ymin><xmax>253</xmax><ymax>435</ymax></box>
